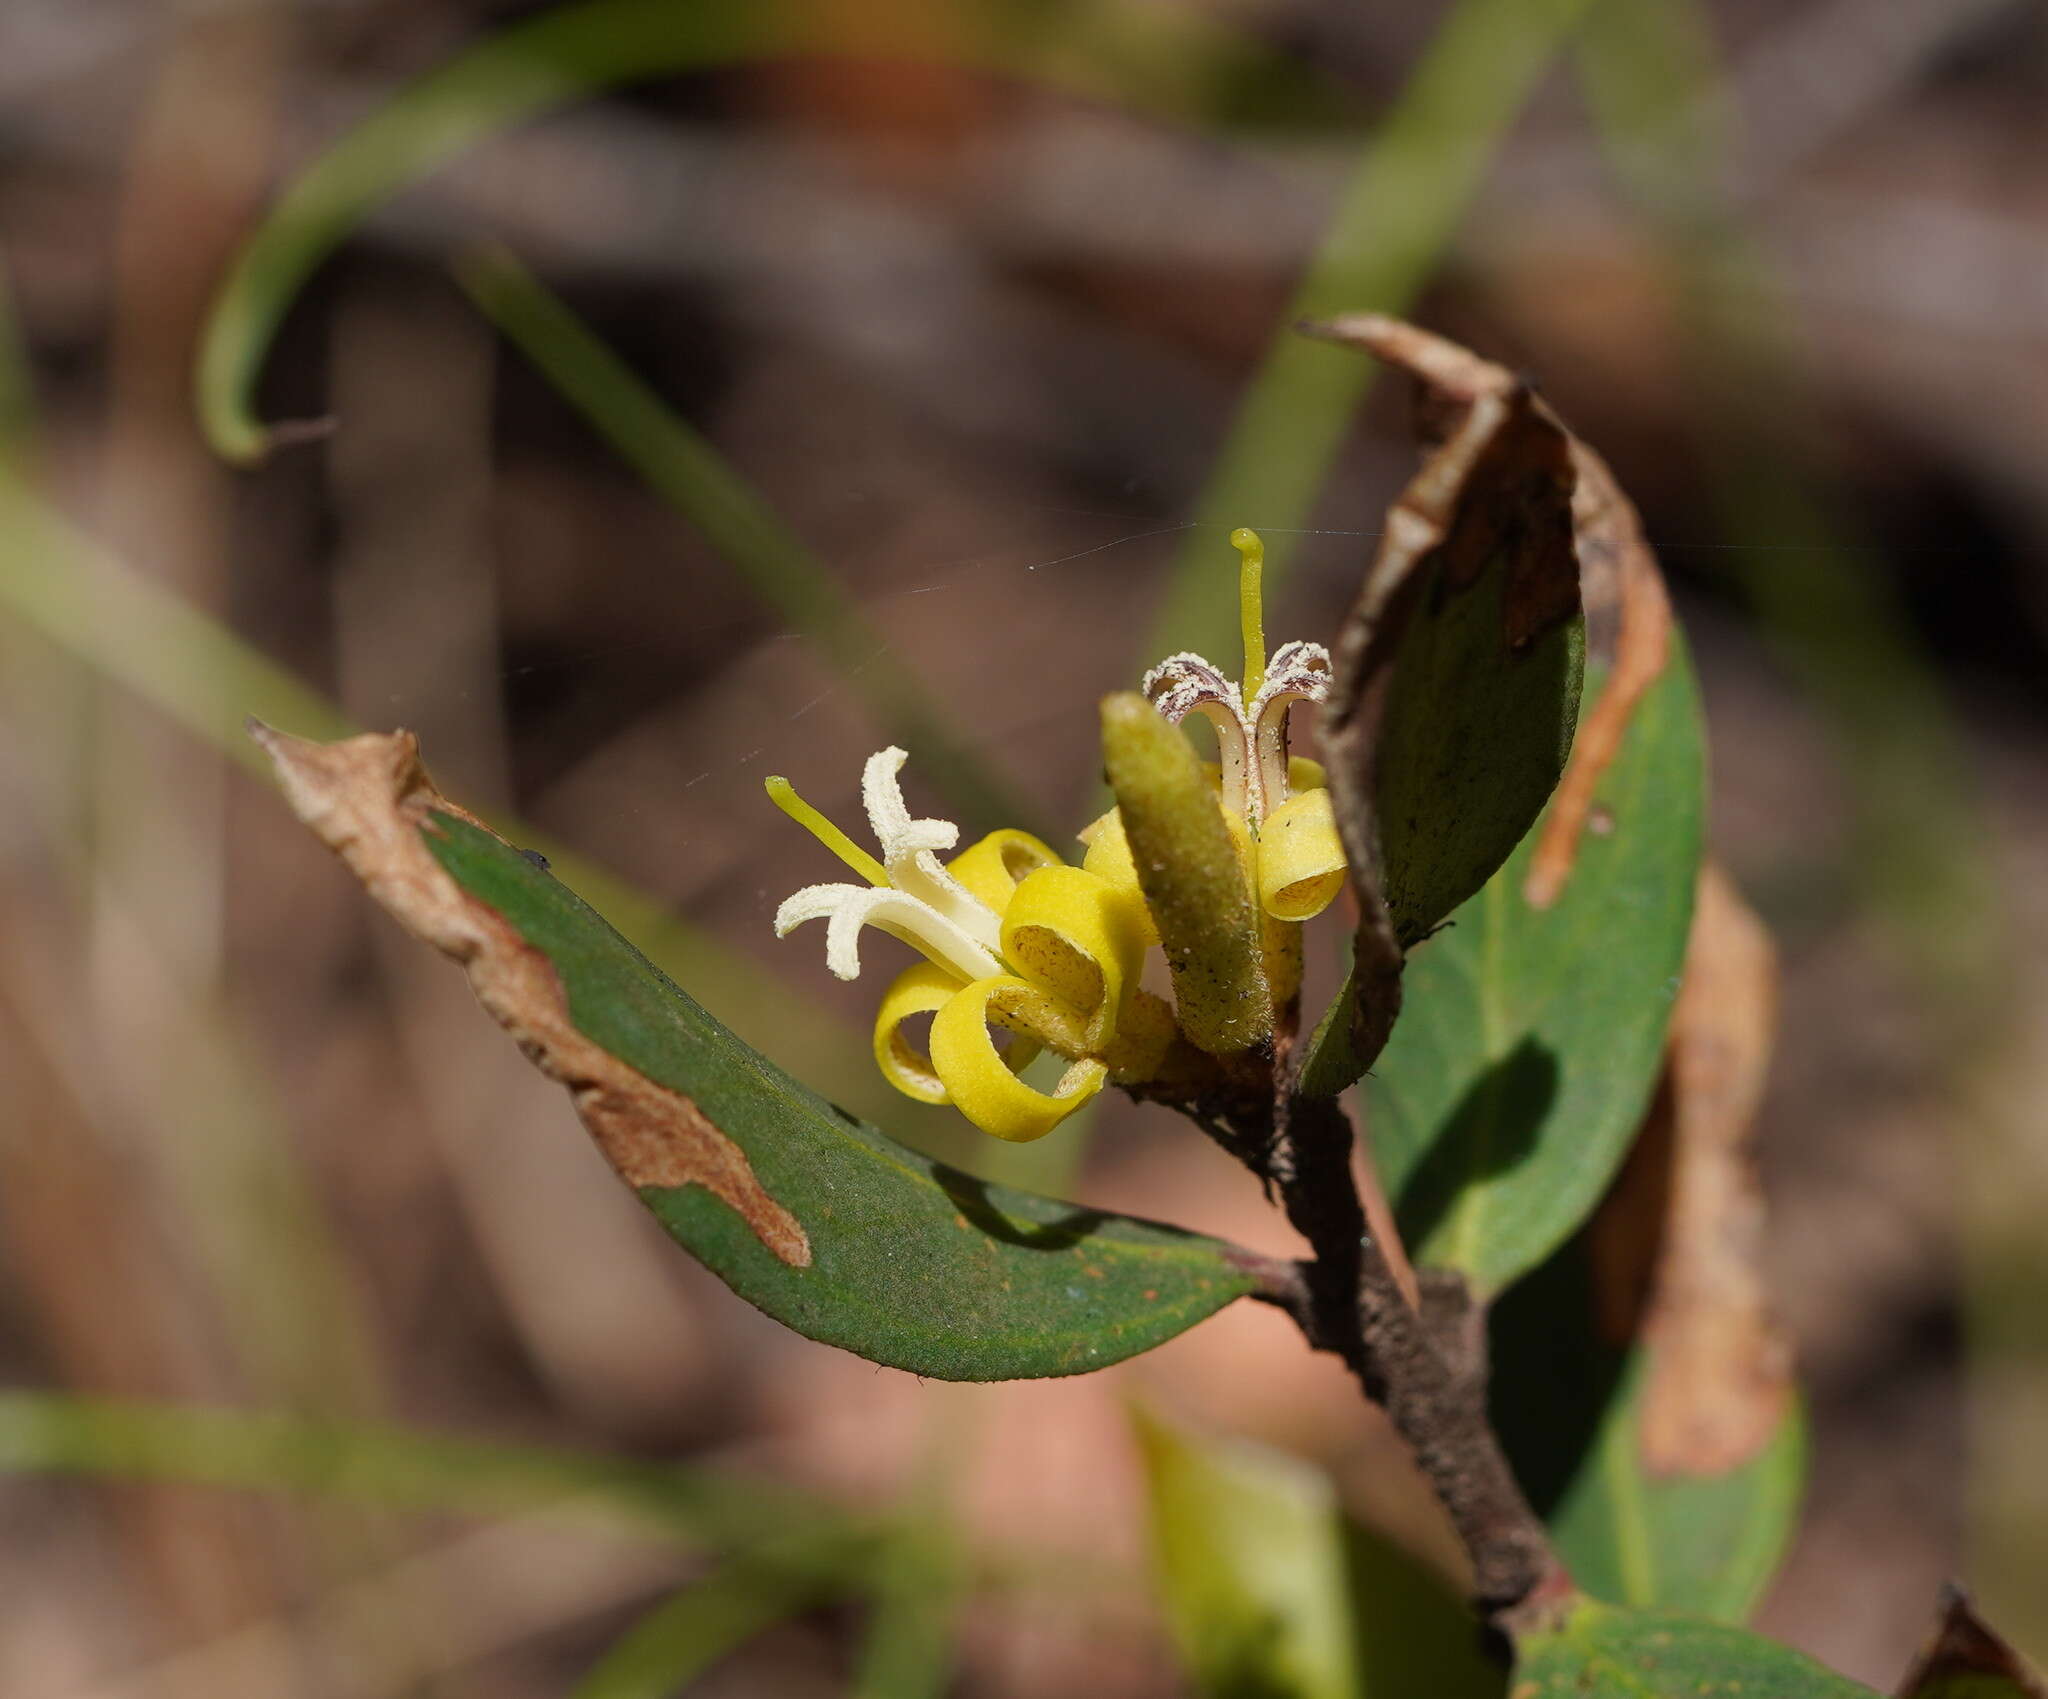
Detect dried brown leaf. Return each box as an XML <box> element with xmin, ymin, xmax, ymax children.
<box><xmin>251</xmin><ymin>723</ymin><xmax>811</xmax><ymax>1269</ymax></box>
<box><xmin>1592</xmin><ymin>863</ymin><xmax>1791</xmax><ymax>1475</ymax></box>
<box><xmin>1304</xmin><ymin>314</ymin><xmax>1582</xmax><ymax>1068</ymax></box>
<box><xmin>1896</xmin><ymin>1588</ymin><xmax>2048</xmax><ymax>1699</ymax></box>
<box><xmin>1524</xmin><ymin>441</ymin><xmax>1674</xmax><ymax>910</ymax></box>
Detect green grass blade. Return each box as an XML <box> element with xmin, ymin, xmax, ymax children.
<box><xmin>195</xmin><ymin>0</ymin><xmax>1338</xmax><ymax>467</ymax></box>
<box><xmin>0</xmin><ymin>1392</ymin><xmax>850</xmax><ymax>1547</ymax></box>
<box><xmin>0</xmin><ymin>466</ymin><xmax>880</xmax><ymax>1094</ymax></box>
<box><xmin>571</xmin><ymin>1551</ymin><xmax>852</xmax><ymax>1699</ymax></box>
<box><xmin>1139</xmin><ymin>0</ymin><xmax>1601</xmax><ymax>666</ymax></box>
<box><xmin>452</xmin><ymin>243</ymin><xmax>1037</xmax><ymax>836</ymax></box>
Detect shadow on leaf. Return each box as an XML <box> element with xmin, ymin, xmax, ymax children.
<box><xmin>1392</xmin><ymin>1035</ymin><xmax>1559</xmax><ymax>1256</ymax></box>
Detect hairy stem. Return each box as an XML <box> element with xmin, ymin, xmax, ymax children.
<box><xmin>1273</xmin><ymin>1092</ymin><xmax>1565</xmax><ymax>1617</ymax></box>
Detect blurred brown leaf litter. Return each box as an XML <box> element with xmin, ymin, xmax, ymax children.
<box><xmin>1</xmin><ymin>0</ymin><xmax>2046</xmax><ymax>1693</ymax></box>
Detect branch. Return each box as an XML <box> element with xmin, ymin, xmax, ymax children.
<box><xmin>1272</xmin><ymin>1092</ymin><xmax>1568</xmax><ymax>1619</ymax></box>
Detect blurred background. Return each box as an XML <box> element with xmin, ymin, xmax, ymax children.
<box><xmin>1</xmin><ymin>0</ymin><xmax>2044</xmax><ymax>1692</ymax></box>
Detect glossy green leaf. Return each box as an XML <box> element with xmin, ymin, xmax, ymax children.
<box><xmin>1365</xmin><ymin>511</ymin><xmax>1585</xmax><ymax>953</ymax></box>
<box><xmin>1489</xmin><ymin>1238</ymin><xmax>1803</xmax><ymax>1621</ymax></box>
<box><xmin>1303</xmin><ymin>321</ymin><xmax>1585</xmax><ymax>1095</ymax></box>
<box><xmin>1135</xmin><ymin>1410</ymin><xmax>1360</xmax><ymax>1699</ymax></box>
<box><xmin>1366</xmin><ymin>642</ymin><xmax>1705</xmax><ymax>1297</ymax></box>
<box><xmin>258</xmin><ymin>726</ymin><xmax>1257</xmax><ymax>1379</ymax></box>
<box><xmin>1514</xmin><ymin>1600</ymin><xmax>1881</xmax><ymax>1697</ymax></box>
<box><xmin>420</xmin><ymin>806</ymin><xmax>1259</xmax><ymax>1379</ymax></box>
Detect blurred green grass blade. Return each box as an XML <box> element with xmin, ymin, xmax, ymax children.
<box><xmin>850</xmin><ymin>1529</ymin><xmax>963</xmax><ymax>1699</ymax></box>
<box><xmin>1134</xmin><ymin>1407</ymin><xmax>1359</xmax><ymax>1699</ymax></box>
<box><xmin>0</xmin><ymin>464</ymin><xmax>353</xmax><ymax>761</ymax></box>
<box><xmin>1140</xmin><ymin>0</ymin><xmax>1601</xmax><ymax>666</ymax></box>
<box><xmin>571</xmin><ymin>1550</ymin><xmax>850</xmax><ymax>1699</ymax></box>
<box><xmin>195</xmin><ymin>0</ymin><xmax>1340</xmax><ymax>467</ymax></box>
<box><xmin>0</xmin><ymin>467</ymin><xmax>880</xmax><ymax>1094</ymax></box>
<box><xmin>0</xmin><ymin>1392</ymin><xmax>849</xmax><ymax>1547</ymax></box>
<box><xmin>452</xmin><ymin>243</ymin><xmax>1036</xmax><ymax>837</ymax></box>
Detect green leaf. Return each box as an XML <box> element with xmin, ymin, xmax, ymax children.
<box><xmin>1134</xmin><ymin>1409</ymin><xmax>1360</xmax><ymax>1699</ymax></box>
<box><xmin>1489</xmin><ymin>1240</ymin><xmax>1802</xmax><ymax>1621</ymax></box>
<box><xmin>1366</xmin><ymin>639</ymin><xmax>1705</xmax><ymax>1297</ymax></box>
<box><xmin>1136</xmin><ymin>1410</ymin><xmax>1510</xmax><ymax>1699</ymax></box>
<box><xmin>1303</xmin><ymin>320</ymin><xmax>1585</xmax><ymax>1094</ymax></box>
<box><xmin>259</xmin><ymin>727</ymin><xmax>1257</xmax><ymax>1381</ymax></box>
<box><xmin>1343</xmin><ymin>1521</ymin><xmax>1506</xmax><ymax>1699</ymax></box>
<box><xmin>1363</xmin><ymin>510</ymin><xmax>1585</xmax><ymax>954</ymax></box>
<box><xmin>1514</xmin><ymin>1600</ymin><xmax>1881</xmax><ymax>1697</ymax></box>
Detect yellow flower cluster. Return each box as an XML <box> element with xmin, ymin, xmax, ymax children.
<box><xmin>769</xmin><ymin>530</ymin><xmax>1347</xmax><ymax>1142</ymax></box>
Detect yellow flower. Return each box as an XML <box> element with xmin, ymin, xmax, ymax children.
<box><xmin>768</xmin><ymin>527</ymin><xmax>1348</xmax><ymax>1138</ymax></box>
<box><xmin>1085</xmin><ymin>529</ymin><xmax>1347</xmax><ymax>929</ymax></box>
<box><xmin>770</xmin><ymin>749</ymin><xmax>1167</xmax><ymax>1141</ymax></box>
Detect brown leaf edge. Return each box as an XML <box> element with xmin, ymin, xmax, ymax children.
<box><xmin>1896</xmin><ymin>1587</ymin><xmax>2048</xmax><ymax>1699</ymax></box>
<box><xmin>1304</xmin><ymin>313</ymin><xmax>1582</xmax><ymax>1071</ymax></box>
<box><xmin>250</xmin><ymin>721</ymin><xmax>812</xmax><ymax>1269</ymax></box>
<box><xmin>1523</xmin><ymin>441</ymin><xmax>1675</xmax><ymax>909</ymax></box>
<box><xmin>1588</xmin><ymin>863</ymin><xmax>1792</xmax><ymax>1476</ymax></box>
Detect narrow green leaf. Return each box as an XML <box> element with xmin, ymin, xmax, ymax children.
<box><xmin>0</xmin><ymin>1392</ymin><xmax>849</xmax><ymax>1547</ymax></box>
<box><xmin>1514</xmin><ymin>1599</ymin><xmax>1881</xmax><ymax>1697</ymax></box>
<box><xmin>195</xmin><ymin>0</ymin><xmax>1331</xmax><ymax>466</ymax></box>
<box><xmin>1366</xmin><ymin>643</ymin><xmax>1705</xmax><ymax>1297</ymax></box>
<box><xmin>260</xmin><ymin>728</ymin><xmax>1258</xmax><ymax>1380</ymax></box>
<box><xmin>1134</xmin><ymin>1409</ymin><xmax>1359</xmax><ymax>1699</ymax></box>
<box><xmin>1490</xmin><ymin>1240</ymin><xmax>1803</xmax><ymax>1621</ymax></box>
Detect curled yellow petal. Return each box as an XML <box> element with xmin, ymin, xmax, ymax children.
<box><xmin>931</xmin><ymin>977</ymin><xmax>1107</xmax><ymax>1142</ymax></box>
<box><xmin>947</xmin><ymin>828</ymin><xmax>1061</xmax><ymax>916</ymax></box>
<box><xmin>1287</xmin><ymin>756</ymin><xmax>1326</xmax><ymax>793</ymax></box>
<box><xmin>874</xmin><ymin>962</ymin><xmax>978</xmax><ymax>1103</ymax></box>
<box><xmin>1076</xmin><ymin>809</ymin><xmax>1161</xmax><ymax>947</ymax></box>
<box><xmin>1103</xmin><ymin>987</ymin><xmax>1178</xmax><ymax>1083</ymax></box>
<box><xmin>1000</xmin><ymin>865</ymin><xmax>1150</xmax><ymax>1051</ymax></box>
<box><xmin>1258</xmin><ymin>788</ymin><xmax>1348</xmax><ymax>921</ymax></box>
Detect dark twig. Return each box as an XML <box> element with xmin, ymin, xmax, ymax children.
<box><xmin>1270</xmin><ymin>1091</ymin><xmax>1567</xmax><ymax>1619</ymax></box>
